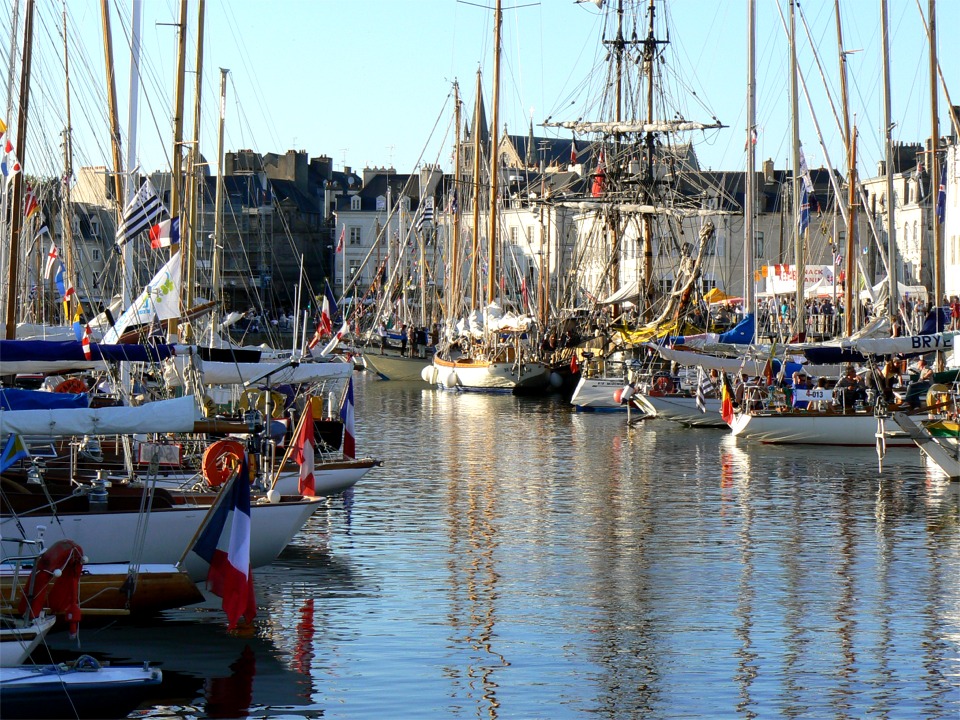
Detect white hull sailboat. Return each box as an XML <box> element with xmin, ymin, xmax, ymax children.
<box><xmin>634</xmin><ymin>394</ymin><xmax>725</xmax><ymax>427</ymax></box>
<box><xmin>0</xmin><ymin>497</ymin><xmax>322</xmax><ymax>582</ymax></box>
<box><xmin>729</xmin><ymin>410</ymin><xmax>912</xmax><ymax>446</ymax></box>
<box><xmin>363</xmin><ymin>352</ymin><xmax>430</xmax><ymax>382</ymax></box>
<box><xmin>432</xmin><ymin>355</ymin><xmax>549</xmax><ymax>393</ymax></box>
<box><xmin>0</xmin><ymin>615</ymin><xmax>56</xmax><ymax>667</ymax></box>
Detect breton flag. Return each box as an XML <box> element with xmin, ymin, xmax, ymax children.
<box><xmin>149</xmin><ymin>217</ymin><xmax>181</xmax><ymax>249</ymax></box>
<box><xmin>190</xmin><ymin>457</ymin><xmax>257</xmax><ymax>630</ymax></box>
<box><xmin>293</xmin><ymin>402</ymin><xmax>316</xmax><ymax>497</ymax></box>
<box><xmin>116</xmin><ymin>180</ymin><xmax>165</xmax><ymax>248</ymax></box>
<box><xmin>335</xmin><ymin>224</ymin><xmax>345</xmax><ymax>253</ymax></box>
<box><xmin>0</xmin><ymin>433</ymin><xmax>30</xmax><ymax>473</ymax></box>
<box><xmin>416</xmin><ymin>197</ymin><xmax>434</xmax><ymax>232</ymax></box>
<box><xmin>696</xmin><ymin>368</ymin><xmax>714</xmax><ymax>414</ymax></box>
<box><xmin>339</xmin><ymin>377</ymin><xmax>356</xmax><ymax>459</ymax></box>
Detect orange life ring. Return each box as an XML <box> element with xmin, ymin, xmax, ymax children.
<box><xmin>54</xmin><ymin>377</ymin><xmax>88</xmax><ymax>394</ymax></box>
<box><xmin>201</xmin><ymin>439</ymin><xmax>246</xmax><ymax>488</ymax></box>
<box><xmin>649</xmin><ymin>375</ymin><xmax>673</xmax><ymax>396</ymax></box>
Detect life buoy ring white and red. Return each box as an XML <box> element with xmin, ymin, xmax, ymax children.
<box><xmin>201</xmin><ymin>439</ymin><xmax>245</xmax><ymax>488</ymax></box>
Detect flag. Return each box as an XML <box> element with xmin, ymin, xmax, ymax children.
<box><xmin>323</xmin><ymin>282</ymin><xmax>339</xmax><ymax>322</ymax></box>
<box><xmin>149</xmin><ymin>217</ymin><xmax>181</xmax><ymax>249</ymax></box>
<box><xmin>0</xmin><ymin>434</ymin><xmax>30</xmax><ymax>473</ymax></box>
<box><xmin>570</xmin><ymin>136</ymin><xmax>577</xmax><ymax>165</ymax></box>
<box><xmin>0</xmin><ymin>117</ymin><xmax>6</xmax><ymax>138</ymax></box>
<box><xmin>54</xmin><ymin>262</ymin><xmax>76</xmax><ymax>301</ymax></box>
<box><xmin>43</xmin><ymin>236</ymin><xmax>59</xmax><ymax>278</ymax></box>
<box><xmin>293</xmin><ymin>402</ymin><xmax>315</xmax><ymax>496</ymax></box>
<box><xmin>312</xmin><ymin>320</ymin><xmax>349</xmax><ymax>358</ymax></box>
<box><xmin>335</xmin><ymin>225</ymin><xmax>344</xmax><ymax>253</ymax></box>
<box><xmin>191</xmin><ymin>458</ymin><xmax>257</xmax><ymax>630</ymax></box>
<box><xmin>24</xmin><ymin>184</ymin><xmax>39</xmax><ymax>219</ymax></box>
<box><xmin>116</xmin><ymin>180</ymin><xmax>165</xmax><ymax>247</ymax></box>
<box><xmin>744</xmin><ymin>127</ymin><xmax>758</xmax><ymax>151</ymax></box>
<box><xmin>592</xmin><ymin>148</ymin><xmax>605</xmax><ymax>197</ymax></box>
<box><xmin>834</xmin><ymin>253</ymin><xmax>843</xmax><ymax>266</ymax></box>
<box><xmin>570</xmin><ymin>354</ymin><xmax>579</xmax><ymax>374</ymax></box>
<box><xmin>102</xmin><ymin>251</ymin><xmax>181</xmax><ymax>344</ymax></box>
<box><xmin>319</xmin><ymin>295</ymin><xmax>333</xmax><ymax>335</ymax></box>
<box><xmin>1</xmin><ymin>137</ymin><xmax>21</xmax><ymax>180</ymax></box>
<box><xmin>720</xmin><ymin>372</ymin><xmax>735</xmax><ymax>425</ymax></box>
<box><xmin>798</xmin><ymin>144</ymin><xmax>814</xmax><ymax>191</ymax></box>
<box><xmin>340</xmin><ymin>377</ymin><xmax>356</xmax><ymax>458</ymax></box>
<box><xmin>799</xmin><ymin>186</ymin><xmax>810</xmax><ymax>235</ymax></box>
<box><xmin>448</xmin><ymin>189</ymin><xmax>458</xmax><ymax>215</ymax></box>
<box><xmin>696</xmin><ymin>368</ymin><xmax>715</xmax><ymax>414</ymax></box>
<box><xmin>81</xmin><ymin>324</ymin><xmax>92</xmax><ymax>360</ymax></box>
<box><xmin>416</xmin><ymin>197</ymin><xmax>434</xmax><ymax>232</ymax></box>
<box><xmin>72</xmin><ymin>305</ymin><xmax>84</xmax><ymax>341</ymax></box>
<box><xmin>936</xmin><ymin>162</ymin><xmax>947</xmax><ymax>224</ymax></box>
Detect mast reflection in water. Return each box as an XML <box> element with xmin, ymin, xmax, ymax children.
<box><xmin>56</xmin><ymin>374</ymin><xmax>959</xmax><ymax>719</ymax></box>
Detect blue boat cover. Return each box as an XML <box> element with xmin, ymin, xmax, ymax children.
<box><xmin>0</xmin><ymin>388</ymin><xmax>90</xmax><ymax>411</ymax></box>
<box><xmin>717</xmin><ymin>314</ymin><xmax>755</xmax><ymax>344</ymax></box>
<box><xmin>0</xmin><ymin>340</ymin><xmax>175</xmax><ymax>364</ymax></box>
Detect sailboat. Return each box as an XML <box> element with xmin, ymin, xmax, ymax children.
<box><xmin>429</xmin><ymin>1</ymin><xmax>549</xmax><ymax>394</ymax></box>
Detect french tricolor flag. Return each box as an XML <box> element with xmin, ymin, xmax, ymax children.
<box><xmin>149</xmin><ymin>216</ymin><xmax>181</xmax><ymax>249</ymax></box>
<box><xmin>191</xmin><ymin>456</ymin><xmax>257</xmax><ymax>629</ymax></box>
<box><xmin>340</xmin><ymin>377</ymin><xmax>355</xmax><ymax>458</ymax></box>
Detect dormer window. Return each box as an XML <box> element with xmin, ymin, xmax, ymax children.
<box><xmin>350</xmin><ymin>195</ymin><xmax>361</xmax><ymax>211</ymax></box>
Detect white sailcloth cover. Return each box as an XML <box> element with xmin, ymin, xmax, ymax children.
<box><xmin>0</xmin><ymin>395</ymin><xmax>199</xmax><ymax>437</ymax></box>
<box><xmin>103</xmin><ymin>252</ymin><xmax>182</xmax><ymax>344</ymax></box>
<box><xmin>655</xmin><ymin>346</ymin><xmax>770</xmax><ymax>375</ymax></box>
<box><xmin>162</xmin><ymin>354</ymin><xmax>354</xmax><ymax>388</ymax></box>
<box><xmin>853</xmin><ymin>332</ymin><xmax>957</xmax><ymax>356</ymax></box>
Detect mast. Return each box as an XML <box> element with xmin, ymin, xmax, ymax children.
<box><xmin>182</xmin><ymin>0</ymin><xmax>205</xmax><ymax>342</ymax></box>
<box><xmin>210</xmin><ymin>68</ymin><xmax>228</xmax><ymax>347</ymax></box>
<box><xmin>927</xmin><ymin>0</ymin><xmax>941</xmax><ymax>332</ymax></box>
<box><xmin>744</xmin><ymin>0</ymin><xmax>756</xmax><ymax>335</ymax></box>
<box><xmin>168</xmin><ymin>0</ymin><xmax>188</xmax><ymax>340</ymax></box>
<box><xmin>61</xmin><ymin>0</ymin><xmax>75</xmax><ymax>319</ymax></box>
<box><xmin>836</xmin><ymin>0</ymin><xmax>856</xmax><ymax>336</ymax></box>
<box><xmin>123</xmin><ymin>0</ymin><xmax>142</xmax><ymax>329</ymax></box>
<box><xmin>789</xmin><ymin>0</ymin><xmax>804</xmax><ymax>339</ymax></box>
<box><xmin>640</xmin><ymin>0</ymin><xmax>655</xmax><ymax>321</ymax></box>
<box><xmin>471</xmin><ymin>69</ymin><xmax>482</xmax><ymax>313</ymax></box>
<box><xmin>449</xmin><ymin>81</ymin><xmax>462</xmax><ymax>323</ymax></box>
<box><xmin>4</xmin><ymin>0</ymin><xmax>35</xmax><ymax>339</ymax></box>
<box><xmin>880</xmin><ymin>0</ymin><xmax>897</xmax><ymax>325</ymax></box>
<box><xmin>486</xmin><ymin>0</ymin><xmax>502</xmax><ymax>306</ymax></box>
<box><xmin>100</xmin><ymin>0</ymin><xmax>125</xmax><ymax>222</ymax></box>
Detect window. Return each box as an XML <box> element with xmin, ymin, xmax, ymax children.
<box><xmin>659</xmin><ymin>277</ymin><xmax>674</xmax><ymax>295</ymax></box>
<box><xmin>349</xmin><ymin>227</ymin><xmax>362</xmax><ymax>246</ymax></box>
<box><xmin>92</xmin><ymin>248</ymin><xmax>101</xmax><ymax>261</ymax></box>
<box><xmin>754</xmin><ymin>231</ymin><xmax>764</xmax><ymax>258</ymax></box>
<box><xmin>510</xmin><ymin>227</ymin><xmax>518</xmax><ymax>245</ymax></box>
<box><xmin>348</xmin><ymin>259</ymin><xmax>361</xmax><ymax>276</ymax></box>
<box><xmin>350</xmin><ymin>196</ymin><xmax>361</xmax><ymax>211</ymax></box>
<box><xmin>701</xmin><ymin>277</ymin><xmax>717</xmax><ymax>293</ymax></box>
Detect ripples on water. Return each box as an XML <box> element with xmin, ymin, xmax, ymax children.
<box><xmin>50</xmin><ymin>374</ymin><xmax>960</xmax><ymax>719</ymax></box>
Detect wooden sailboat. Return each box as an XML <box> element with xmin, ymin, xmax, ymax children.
<box><xmin>430</xmin><ymin>0</ymin><xmax>549</xmax><ymax>394</ymax></box>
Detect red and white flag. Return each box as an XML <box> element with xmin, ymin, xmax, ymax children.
<box><xmin>190</xmin><ymin>457</ymin><xmax>257</xmax><ymax>630</ymax></box>
<box><xmin>339</xmin><ymin>378</ymin><xmax>356</xmax><ymax>458</ymax></box>
<box><xmin>313</xmin><ymin>320</ymin><xmax>349</xmax><ymax>358</ymax></box>
<box><xmin>43</xmin><ymin>238</ymin><xmax>59</xmax><ymax>278</ymax></box>
<box><xmin>335</xmin><ymin>225</ymin><xmax>345</xmax><ymax>253</ymax></box>
<box><xmin>319</xmin><ymin>295</ymin><xmax>333</xmax><ymax>335</ymax></box>
<box><xmin>293</xmin><ymin>402</ymin><xmax>316</xmax><ymax>497</ymax></box>
<box><xmin>81</xmin><ymin>325</ymin><xmax>92</xmax><ymax>360</ymax></box>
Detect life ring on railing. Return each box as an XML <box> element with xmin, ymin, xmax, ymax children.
<box><xmin>648</xmin><ymin>375</ymin><xmax>673</xmax><ymax>396</ymax></box>
<box><xmin>238</xmin><ymin>388</ymin><xmax>286</xmax><ymax>418</ymax></box>
<box><xmin>201</xmin><ymin>439</ymin><xmax>246</xmax><ymax>488</ymax></box>
<box><xmin>54</xmin><ymin>377</ymin><xmax>88</xmax><ymax>394</ymax></box>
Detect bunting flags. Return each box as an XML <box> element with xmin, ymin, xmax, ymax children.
<box><xmin>116</xmin><ymin>180</ymin><xmax>165</xmax><ymax>247</ymax></box>
<box><xmin>24</xmin><ymin>184</ymin><xmax>39</xmax><ymax>219</ymax></box>
<box><xmin>43</xmin><ymin>236</ymin><xmax>59</xmax><ymax>278</ymax></box>
<box><xmin>339</xmin><ymin>377</ymin><xmax>356</xmax><ymax>459</ymax></box>
<box><xmin>149</xmin><ymin>217</ymin><xmax>181</xmax><ymax>249</ymax></box>
<box><xmin>190</xmin><ymin>458</ymin><xmax>257</xmax><ymax>630</ymax></box>
<box><xmin>936</xmin><ymin>162</ymin><xmax>947</xmax><ymax>224</ymax></box>
<box><xmin>293</xmin><ymin>402</ymin><xmax>315</xmax><ymax>497</ymax></box>
<box><xmin>81</xmin><ymin>324</ymin><xmax>92</xmax><ymax>360</ymax></box>
<box><xmin>0</xmin><ymin>434</ymin><xmax>30</xmax><ymax>473</ymax></box>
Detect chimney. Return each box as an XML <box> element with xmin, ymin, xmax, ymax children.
<box><xmin>763</xmin><ymin>158</ymin><xmax>775</xmax><ymax>184</ymax></box>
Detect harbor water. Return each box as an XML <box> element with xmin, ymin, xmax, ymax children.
<box><xmin>48</xmin><ymin>373</ymin><xmax>960</xmax><ymax>718</ymax></box>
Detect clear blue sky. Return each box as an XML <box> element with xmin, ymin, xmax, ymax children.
<box><xmin>5</xmin><ymin>0</ymin><xmax>958</xmax><ymax>184</ymax></box>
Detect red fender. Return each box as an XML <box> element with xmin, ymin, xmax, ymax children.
<box><xmin>19</xmin><ymin>540</ymin><xmax>84</xmax><ymax>637</ymax></box>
